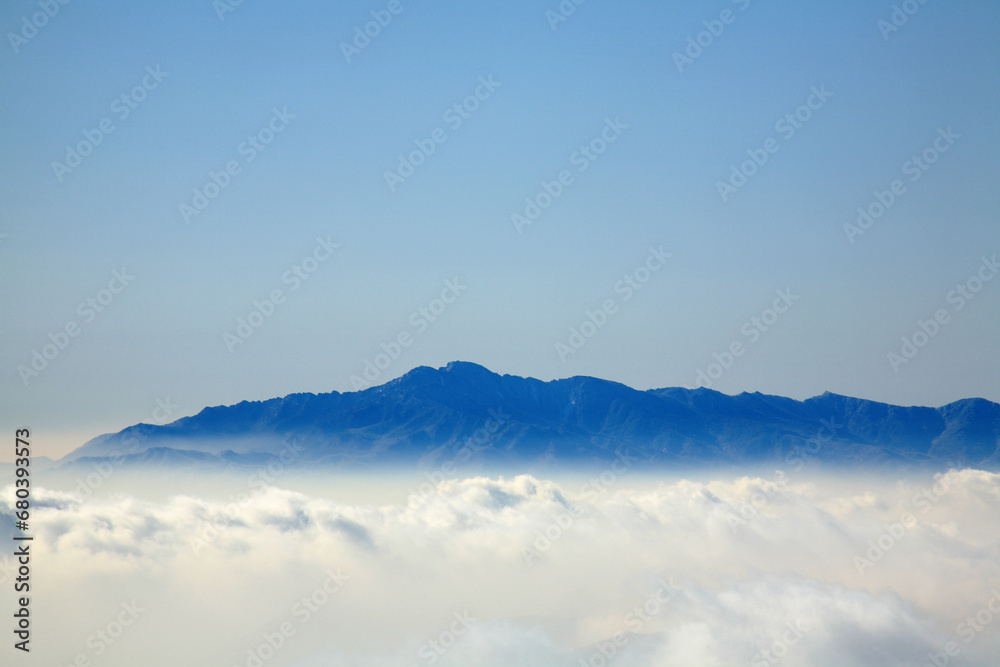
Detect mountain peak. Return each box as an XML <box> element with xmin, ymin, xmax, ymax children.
<box><xmin>441</xmin><ymin>360</ymin><xmax>495</xmax><ymax>375</ymax></box>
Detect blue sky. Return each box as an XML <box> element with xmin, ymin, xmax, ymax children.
<box><xmin>1</xmin><ymin>0</ymin><xmax>998</xmax><ymax>458</ymax></box>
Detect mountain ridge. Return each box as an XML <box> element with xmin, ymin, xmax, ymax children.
<box><xmin>61</xmin><ymin>361</ymin><xmax>1000</xmax><ymax>470</ymax></box>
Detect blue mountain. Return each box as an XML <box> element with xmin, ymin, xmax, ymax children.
<box><xmin>61</xmin><ymin>361</ymin><xmax>1000</xmax><ymax>470</ymax></box>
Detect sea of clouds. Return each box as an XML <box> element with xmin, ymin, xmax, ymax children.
<box><xmin>3</xmin><ymin>468</ymin><xmax>999</xmax><ymax>666</ymax></box>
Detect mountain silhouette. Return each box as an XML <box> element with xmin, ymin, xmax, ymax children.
<box><xmin>61</xmin><ymin>361</ymin><xmax>1000</xmax><ymax>470</ymax></box>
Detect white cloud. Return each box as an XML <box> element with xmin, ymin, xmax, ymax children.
<box><xmin>3</xmin><ymin>469</ymin><xmax>999</xmax><ymax>666</ymax></box>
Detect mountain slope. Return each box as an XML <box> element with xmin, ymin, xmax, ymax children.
<box><xmin>62</xmin><ymin>361</ymin><xmax>1000</xmax><ymax>470</ymax></box>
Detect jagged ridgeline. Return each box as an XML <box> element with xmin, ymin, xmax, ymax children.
<box><xmin>61</xmin><ymin>362</ymin><xmax>1000</xmax><ymax>470</ymax></box>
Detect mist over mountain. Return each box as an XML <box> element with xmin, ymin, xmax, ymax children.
<box><xmin>61</xmin><ymin>361</ymin><xmax>1000</xmax><ymax>471</ymax></box>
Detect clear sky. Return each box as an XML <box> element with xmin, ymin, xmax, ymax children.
<box><xmin>1</xmin><ymin>0</ymin><xmax>998</xmax><ymax>459</ymax></box>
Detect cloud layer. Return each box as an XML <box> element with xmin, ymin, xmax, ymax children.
<box><xmin>3</xmin><ymin>469</ymin><xmax>999</xmax><ymax>666</ymax></box>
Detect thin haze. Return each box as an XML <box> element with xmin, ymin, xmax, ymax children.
<box><xmin>1</xmin><ymin>1</ymin><xmax>997</xmax><ymax>459</ymax></box>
